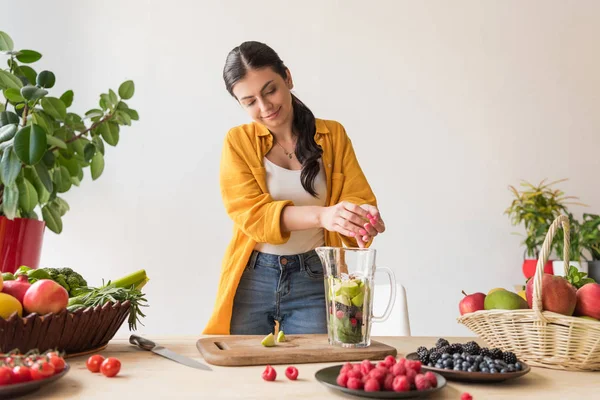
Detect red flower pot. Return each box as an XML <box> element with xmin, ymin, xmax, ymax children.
<box><xmin>0</xmin><ymin>216</ymin><xmax>45</xmax><ymax>273</ymax></box>
<box><xmin>522</xmin><ymin>259</ymin><xmax>554</xmax><ymax>279</ymax></box>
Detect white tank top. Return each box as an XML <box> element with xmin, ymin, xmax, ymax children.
<box><xmin>254</xmin><ymin>157</ymin><xmax>327</xmax><ymax>255</ymax></box>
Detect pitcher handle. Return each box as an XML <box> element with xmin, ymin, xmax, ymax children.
<box><xmin>372</xmin><ymin>266</ymin><xmax>396</xmax><ymax>322</ymax></box>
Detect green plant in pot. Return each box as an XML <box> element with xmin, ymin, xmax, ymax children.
<box><xmin>579</xmin><ymin>213</ymin><xmax>600</xmax><ymax>282</ymax></box>
<box><xmin>0</xmin><ymin>31</ymin><xmax>138</xmax><ymax>273</ymax></box>
<box><xmin>505</xmin><ymin>179</ymin><xmax>580</xmax><ymax>279</ymax></box>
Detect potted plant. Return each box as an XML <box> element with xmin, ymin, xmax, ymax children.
<box><xmin>504</xmin><ymin>179</ymin><xmax>581</xmax><ymax>279</ymax></box>
<box><xmin>579</xmin><ymin>213</ymin><xmax>600</xmax><ymax>282</ymax></box>
<box><xmin>0</xmin><ymin>31</ymin><xmax>138</xmax><ymax>273</ymax></box>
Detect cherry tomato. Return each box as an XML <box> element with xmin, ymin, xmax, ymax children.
<box><xmin>100</xmin><ymin>357</ymin><xmax>121</xmax><ymax>378</ymax></box>
<box><xmin>3</xmin><ymin>357</ymin><xmax>15</xmax><ymax>368</ymax></box>
<box><xmin>45</xmin><ymin>351</ymin><xmax>61</xmax><ymax>359</ymax></box>
<box><xmin>30</xmin><ymin>361</ymin><xmax>55</xmax><ymax>381</ymax></box>
<box><xmin>48</xmin><ymin>356</ymin><xmax>66</xmax><ymax>374</ymax></box>
<box><xmin>0</xmin><ymin>367</ymin><xmax>13</xmax><ymax>386</ymax></box>
<box><xmin>12</xmin><ymin>366</ymin><xmax>32</xmax><ymax>383</ymax></box>
<box><xmin>86</xmin><ymin>355</ymin><xmax>105</xmax><ymax>373</ymax></box>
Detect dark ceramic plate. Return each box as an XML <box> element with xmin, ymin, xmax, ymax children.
<box><xmin>315</xmin><ymin>364</ymin><xmax>447</xmax><ymax>399</ymax></box>
<box><xmin>0</xmin><ymin>363</ymin><xmax>70</xmax><ymax>399</ymax></box>
<box><xmin>405</xmin><ymin>353</ymin><xmax>530</xmax><ymax>383</ymax></box>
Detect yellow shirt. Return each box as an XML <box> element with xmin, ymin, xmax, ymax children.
<box><xmin>203</xmin><ymin>118</ymin><xmax>377</xmax><ymax>334</ymax></box>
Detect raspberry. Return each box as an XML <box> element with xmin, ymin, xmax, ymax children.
<box><xmin>384</xmin><ymin>355</ymin><xmax>397</xmax><ymax>367</ymax></box>
<box><xmin>347</xmin><ymin>369</ymin><xmax>363</xmax><ymax>380</ymax></box>
<box><xmin>405</xmin><ymin>359</ymin><xmax>422</xmax><ymax>373</ymax></box>
<box><xmin>415</xmin><ymin>374</ymin><xmax>432</xmax><ymax>391</ymax></box>
<box><xmin>347</xmin><ymin>377</ymin><xmax>363</xmax><ymax>390</ymax></box>
<box><xmin>261</xmin><ymin>365</ymin><xmax>277</xmax><ymax>381</ymax></box>
<box><xmin>461</xmin><ymin>392</ymin><xmax>473</xmax><ymax>400</ymax></box>
<box><xmin>360</xmin><ymin>360</ymin><xmax>374</xmax><ymax>375</ymax></box>
<box><xmin>285</xmin><ymin>366</ymin><xmax>298</xmax><ymax>380</ymax></box>
<box><xmin>406</xmin><ymin>368</ymin><xmax>417</xmax><ymax>385</ymax></box>
<box><xmin>392</xmin><ymin>375</ymin><xmax>410</xmax><ymax>392</ymax></box>
<box><xmin>376</xmin><ymin>361</ymin><xmax>388</xmax><ymax>371</ymax></box>
<box><xmin>396</xmin><ymin>357</ymin><xmax>407</xmax><ymax>367</ymax></box>
<box><xmin>336</xmin><ymin>310</ymin><xmax>345</xmax><ymax>319</ymax></box>
<box><xmin>336</xmin><ymin>372</ymin><xmax>348</xmax><ymax>387</ymax></box>
<box><xmin>368</xmin><ymin>368</ymin><xmax>386</xmax><ymax>384</ymax></box>
<box><xmin>364</xmin><ymin>378</ymin><xmax>381</xmax><ymax>392</ymax></box>
<box><xmin>383</xmin><ymin>373</ymin><xmax>395</xmax><ymax>391</ymax></box>
<box><xmin>340</xmin><ymin>362</ymin><xmax>354</xmax><ymax>374</ymax></box>
<box><xmin>391</xmin><ymin>362</ymin><xmax>406</xmax><ymax>376</ymax></box>
<box><xmin>424</xmin><ymin>371</ymin><xmax>438</xmax><ymax>387</ymax></box>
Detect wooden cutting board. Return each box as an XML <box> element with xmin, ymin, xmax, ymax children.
<box><xmin>196</xmin><ymin>334</ymin><xmax>397</xmax><ymax>366</ymax></box>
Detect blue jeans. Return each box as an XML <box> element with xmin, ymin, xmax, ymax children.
<box><xmin>230</xmin><ymin>249</ymin><xmax>328</xmax><ymax>335</ymax></box>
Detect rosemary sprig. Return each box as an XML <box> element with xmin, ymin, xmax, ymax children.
<box><xmin>67</xmin><ymin>282</ymin><xmax>149</xmax><ymax>330</ymax></box>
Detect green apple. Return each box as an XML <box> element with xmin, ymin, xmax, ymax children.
<box><xmin>335</xmin><ymin>294</ymin><xmax>351</xmax><ymax>306</ymax></box>
<box><xmin>351</xmin><ymin>292</ymin><xmax>364</xmax><ymax>307</ymax></box>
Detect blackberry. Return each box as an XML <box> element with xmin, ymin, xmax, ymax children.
<box><xmin>436</xmin><ymin>338</ymin><xmax>450</xmax><ymax>349</ymax></box>
<box><xmin>416</xmin><ymin>346</ymin><xmax>429</xmax><ymax>363</ymax></box>
<box><xmin>429</xmin><ymin>350</ymin><xmax>441</xmax><ymax>363</ymax></box>
<box><xmin>463</xmin><ymin>341</ymin><xmax>481</xmax><ymax>355</ymax></box>
<box><xmin>449</xmin><ymin>343</ymin><xmax>463</xmax><ymax>355</ymax></box>
<box><xmin>479</xmin><ymin>347</ymin><xmax>492</xmax><ymax>358</ymax></box>
<box><xmin>490</xmin><ymin>348</ymin><xmax>504</xmax><ymax>360</ymax></box>
<box><xmin>437</xmin><ymin>345</ymin><xmax>450</xmax><ymax>356</ymax></box>
<box><xmin>503</xmin><ymin>351</ymin><xmax>517</xmax><ymax>365</ymax></box>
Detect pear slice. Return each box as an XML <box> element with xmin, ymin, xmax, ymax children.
<box><xmin>277</xmin><ymin>330</ymin><xmax>286</xmax><ymax>342</ymax></box>
<box><xmin>351</xmin><ymin>292</ymin><xmax>364</xmax><ymax>307</ymax></box>
<box><xmin>261</xmin><ymin>333</ymin><xmax>276</xmax><ymax>347</ymax></box>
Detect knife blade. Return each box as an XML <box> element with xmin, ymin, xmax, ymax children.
<box><xmin>129</xmin><ymin>334</ymin><xmax>212</xmax><ymax>371</ymax></box>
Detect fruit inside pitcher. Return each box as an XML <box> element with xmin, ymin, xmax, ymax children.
<box><xmin>326</xmin><ymin>274</ymin><xmax>369</xmax><ymax>345</ymax></box>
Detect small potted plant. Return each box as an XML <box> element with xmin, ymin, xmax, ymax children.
<box><xmin>505</xmin><ymin>179</ymin><xmax>581</xmax><ymax>278</ymax></box>
<box><xmin>0</xmin><ymin>31</ymin><xmax>138</xmax><ymax>273</ymax></box>
<box><xmin>579</xmin><ymin>213</ymin><xmax>600</xmax><ymax>282</ymax></box>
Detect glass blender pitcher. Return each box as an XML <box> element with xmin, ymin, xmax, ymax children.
<box><xmin>315</xmin><ymin>247</ymin><xmax>396</xmax><ymax>348</ymax></box>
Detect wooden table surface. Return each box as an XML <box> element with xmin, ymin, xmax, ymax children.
<box><xmin>22</xmin><ymin>335</ymin><xmax>597</xmax><ymax>399</ymax></box>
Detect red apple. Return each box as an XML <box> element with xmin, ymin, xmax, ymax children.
<box><xmin>575</xmin><ymin>283</ymin><xmax>600</xmax><ymax>320</ymax></box>
<box><xmin>23</xmin><ymin>280</ymin><xmax>69</xmax><ymax>315</ymax></box>
<box><xmin>459</xmin><ymin>291</ymin><xmax>486</xmax><ymax>315</ymax></box>
<box><xmin>2</xmin><ymin>275</ymin><xmax>31</xmax><ymax>304</ymax></box>
<box><xmin>526</xmin><ymin>274</ymin><xmax>577</xmax><ymax>316</ymax></box>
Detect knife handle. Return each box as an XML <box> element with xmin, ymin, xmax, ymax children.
<box><xmin>130</xmin><ymin>334</ymin><xmax>156</xmax><ymax>350</ymax></box>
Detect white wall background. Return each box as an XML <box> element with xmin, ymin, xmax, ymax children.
<box><xmin>4</xmin><ymin>0</ymin><xmax>600</xmax><ymax>338</ymax></box>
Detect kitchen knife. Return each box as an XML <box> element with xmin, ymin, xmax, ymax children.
<box><xmin>129</xmin><ymin>334</ymin><xmax>212</xmax><ymax>371</ymax></box>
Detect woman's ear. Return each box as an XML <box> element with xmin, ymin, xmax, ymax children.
<box><xmin>285</xmin><ymin>69</ymin><xmax>294</xmax><ymax>90</ymax></box>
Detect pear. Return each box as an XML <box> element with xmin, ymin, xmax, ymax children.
<box><xmin>261</xmin><ymin>333</ymin><xmax>276</xmax><ymax>347</ymax></box>
<box><xmin>277</xmin><ymin>330</ymin><xmax>286</xmax><ymax>342</ymax></box>
<box><xmin>484</xmin><ymin>289</ymin><xmax>529</xmax><ymax>310</ymax></box>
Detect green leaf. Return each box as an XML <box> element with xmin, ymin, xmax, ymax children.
<box><xmin>14</xmin><ymin>124</ymin><xmax>47</xmax><ymax>165</ymax></box>
<box><xmin>109</xmin><ymin>89</ymin><xmax>118</xmax><ymax>106</ymax></box>
<box><xmin>53</xmin><ymin>197</ymin><xmax>70</xmax><ymax>216</ymax></box>
<box><xmin>65</xmin><ymin>113</ymin><xmax>86</xmax><ymax>131</ymax></box>
<box><xmin>2</xmin><ymin>183</ymin><xmax>18</xmax><ymax>219</ymax></box>
<box><xmin>0</xmin><ymin>124</ymin><xmax>17</xmax><ymax>143</ymax></box>
<box><xmin>99</xmin><ymin>122</ymin><xmax>119</xmax><ymax>146</ymax></box>
<box><xmin>90</xmin><ymin>151</ymin><xmax>104</xmax><ymax>180</ymax></box>
<box><xmin>125</xmin><ymin>108</ymin><xmax>139</xmax><ymax>121</ymax></box>
<box><xmin>0</xmin><ymin>104</ymin><xmax>4</xmax><ymax>112</ymax></box>
<box><xmin>59</xmin><ymin>156</ymin><xmax>81</xmax><ymax>177</ymax></box>
<box><xmin>115</xmin><ymin>110</ymin><xmax>131</xmax><ymax>126</ymax></box>
<box><xmin>42</xmin><ymin>204</ymin><xmax>62</xmax><ymax>233</ymax></box>
<box><xmin>18</xmin><ymin>178</ymin><xmax>38</xmax><ymax>213</ymax></box>
<box><xmin>0</xmin><ymin>32</ymin><xmax>14</xmax><ymax>51</ymax></box>
<box><xmin>4</xmin><ymin>88</ymin><xmax>24</xmax><ymax>103</ymax></box>
<box><xmin>20</xmin><ymin>85</ymin><xmax>47</xmax><ymax>102</ymax></box>
<box><xmin>53</xmin><ymin>165</ymin><xmax>72</xmax><ymax>193</ymax></box>
<box><xmin>83</xmin><ymin>143</ymin><xmax>96</xmax><ymax>162</ymax></box>
<box><xmin>31</xmin><ymin>111</ymin><xmax>55</xmax><ymax>134</ymax></box>
<box><xmin>36</xmin><ymin>70</ymin><xmax>55</xmax><ymax>89</ymax></box>
<box><xmin>46</xmin><ymin>134</ymin><xmax>67</xmax><ymax>149</ymax></box>
<box><xmin>85</xmin><ymin>109</ymin><xmax>103</xmax><ymax>119</ymax></box>
<box><xmin>34</xmin><ymin>162</ymin><xmax>53</xmax><ymax>193</ymax></box>
<box><xmin>42</xmin><ymin>150</ymin><xmax>55</xmax><ymax>168</ymax></box>
<box><xmin>25</xmin><ymin>166</ymin><xmax>50</xmax><ymax>203</ymax></box>
<box><xmin>0</xmin><ymin>70</ymin><xmax>23</xmax><ymax>90</ymax></box>
<box><xmin>118</xmin><ymin>80</ymin><xmax>135</xmax><ymax>100</ymax></box>
<box><xmin>0</xmin><ymin>145</ymin><xmax>22</xmax><ymax>186</ymax></box>
<box><xmin>0</xmin><ymin>111</ymin><xmax>19</xmax><ymax>127</ymax></box>
<box><xmin>41</xmin><ymin>97</ymin><xmax>67</xmax><ymax>121</ymax></box>
<box><xmin>14</xmin><ymin>65</ymin><xmax>37</xmax><ymax>85</ymax></box>
<box><xmin>16</xmin><ymin>50</ymin><xmax>42</xmax><ymax>64</ymax></box>
<box><xmin>60</xmin><ymin>90</ymin><xmax>74</xmax><ymax>108</ymax></box>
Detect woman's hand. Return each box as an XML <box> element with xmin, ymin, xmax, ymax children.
<box><xmin>357</xmin><ymin>205</ymin><xmax>386</xmax><ymax>244</ymax></box>
<box><xmin>319</xmin><ymin>202</ymin><xmax>371</xmax><ymax>239</ymax></box>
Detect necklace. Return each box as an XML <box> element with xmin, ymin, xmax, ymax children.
<box><xmin>274</xmin><ymin>138</ymin><xmax>296</xmax><ymax>159</ymax></box>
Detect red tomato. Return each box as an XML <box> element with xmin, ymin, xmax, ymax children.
<box><xmin>30</xmin><ymin>361</ymin><xmax>55</xmax><ymax>381</ymax></box>
<box><xmin>48</xmin><ymin>356</ymin><xmax>66</xmax><ymax>374</ymax></box>
<box><xmin>0</xmin><ymin>367</ymin><xmax>13</xmax><ymax>386</ymax></box>
<box><xmin>86</xmin><ymin>355</ymin><xmax>105</xmax><ymax>373</ymax></box>
<box><xmin>12</xmin><ymin>366</ymin><xmax>32</xmax><ymax>383</ymax></box>
<box><xmin>100</xmin><ymin>358</ymin><xmax>121</xmax><ymax>378</ymax></box>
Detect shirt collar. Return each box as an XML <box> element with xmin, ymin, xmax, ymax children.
<box><xmin>255</xmin><ymin>118</ymin><xmax>330</xmax><ymax>136</ymax></box>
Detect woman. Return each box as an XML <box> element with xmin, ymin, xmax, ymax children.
<box><xmin>203</xmin><ymin>41</ymin><xmax>386</xmax><ymax>335</ymax></box>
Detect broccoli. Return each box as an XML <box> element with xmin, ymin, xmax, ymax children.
<box><xmin>41</xmin><ymin>267</ymin><xmax>88</xmax><ymax>297</ymax></box>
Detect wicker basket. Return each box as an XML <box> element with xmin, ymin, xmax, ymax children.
<box><xmin>458</xmin><ymin>215</ymin><xmax>600</xmax><ymax>371</ymax></box>
<box><xmin>0</xmin><ymin>301</ymin><xmax>131</xmax><ymax>355</ymax></box>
